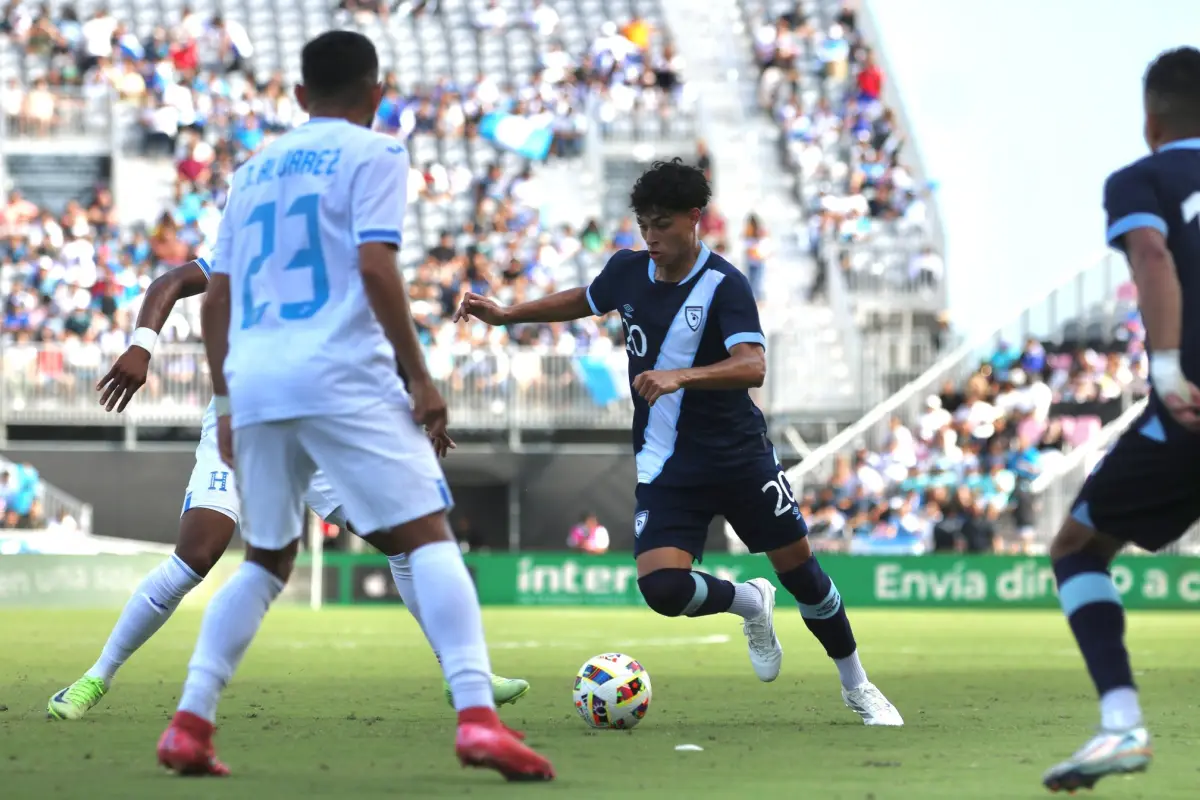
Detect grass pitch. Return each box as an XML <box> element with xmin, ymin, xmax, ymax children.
<box><xmin>1</xmin><ymin>607</ymin><xmax>1198</xmax><ymax>799</ymax></box>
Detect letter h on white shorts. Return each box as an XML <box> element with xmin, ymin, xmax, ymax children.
<box><xmin>233</xmin><ymin>403</ymin><xmax>453</xmax><ymax>550</ymax></box>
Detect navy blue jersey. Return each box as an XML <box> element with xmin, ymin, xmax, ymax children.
<box><xmin>586</xmin><ymin>244</ymin><xmax>772</xmax><ymax>486</ymax></box>
<box><xmin>1104</xmin><ymin>137</ymin><xmax>1200</xmax><ymax>426</ymax></box>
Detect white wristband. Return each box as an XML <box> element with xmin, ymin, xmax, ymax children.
<box><xmin>213</xmin><ymin>395</ymin><xmax>232</xmax><ymax>417</ymax></box>
<box><xmin>1150</xmin><ymin>350</ymin><xmax>1186</xmax><ymax>398</ymax></box>
<box><xmin>130</xmin><ymin>327</ymin><xmax>158</xmax><ymax>355</ymax></box>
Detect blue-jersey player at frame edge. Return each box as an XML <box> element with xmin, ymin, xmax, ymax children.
<box><xmin>1040</xmin><ymin>46</ymin><xmax>1200</xmax><ymax>794</ymax></box>
<box><xmin>455</xmin><ymin>158</ymin><xmax>904</xmax><ymax>727</ymax></box>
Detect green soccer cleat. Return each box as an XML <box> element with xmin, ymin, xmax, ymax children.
<box><xmin>444</xmin><ymin>674</ymin><xmax>530</xmax><ymax>708</ymax></box>
<box><xmin>47</xmin><ymin>676</ymin><xmax>108</xmax><ymax>720</ymax></box>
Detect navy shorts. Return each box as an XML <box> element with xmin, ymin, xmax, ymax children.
<box><xmin>1071</xmin><ymin>406</ymin><xmax>1200</xmax><ymax>551</ymax></box>
<box><xmin>633</xmin><ymin>455</ymin><xmax>807</xmax><ymax>561</ymax></box>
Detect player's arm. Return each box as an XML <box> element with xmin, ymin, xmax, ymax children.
<box><xmin>203</xmin><ymin>208</ymin><xmax>236</xmax><ymax>465</ymax></box>
<box><xmin>96</xmin><ymin>259</ymin><xmax>212</xmax><ymax>412</ymax></box>
<box><xmin>632</xmin><ymin>271</ymin><xmax>767</xmax><ymax>406</ymax></box>
<box><xmin>353</xmin><ymin>139</ymin><xmax>448</xmax><ymax>438</ymax></box>
<box><xmin>1104</xmin><ymin>166</ymin><xmax>1198</xmax><ymax>421</ymax></box>
<box><xmin>201</xmin><ymin>272</ymin><xmax>233</xmax><ymax>466</ymax></box>
<box><xmin>454</xmin><ymin>286</ymin><xmax>592</xmax><ymax>325</ymax></box>
<box><xmin>454</xmin><ymin>250</ymin><xmax>632</xmax><ymax>325</ymax></box>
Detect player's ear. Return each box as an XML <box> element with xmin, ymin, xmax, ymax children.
<box><xmin>688</xmin><ymin>208</ymin><xmax>702</xmax><ymax>227</ymax></box>
<box><xmin>294</xmin><ymin>84</ymin><xmax>308</xmax><ymax>112</ymax></box>
<box><xmin>370</xmin><ymin>82</ymin><xmax>384</xmax><ymax>113</ymax></box>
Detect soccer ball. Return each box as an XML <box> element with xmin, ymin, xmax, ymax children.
<box><xmin>572</xmin><ymin>653</ymin><xmax>652</xmax><ymax>730</ymax></box>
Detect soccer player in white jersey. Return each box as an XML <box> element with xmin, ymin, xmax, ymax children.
<box><xmin>46</xmin><ymin>259</ymin><xmax>530</xmax><ymax>722</ymax></box>
<box><xmin>155</xmin><ymin>31</ymin><xmax>554</xmax><ymax>781</ymax></box>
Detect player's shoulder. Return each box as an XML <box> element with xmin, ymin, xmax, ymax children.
<box><xmin>602</xmin><ymin>247</ymin><xmax>650</xmax><ymax>275</ymax></box>
<box><xmin>702</xmin><ymin>250</ymin><xmax>754</xmax><ymax>294</ymax></box>
<box><xmin>1104</xmin><ymin>145</ymin><xmax>1199</xmax><ymax>194</ymax></box>
<box><xmin>1103</xmin><ymin>155</ymin><xmax>1157</xmax><ymax>196</ymax></box>
<box><xmin>347</xmin><ymin>125</ymin><xmax>409</xmax><ymax>161</ymax></box>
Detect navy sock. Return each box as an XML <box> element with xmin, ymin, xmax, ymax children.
<box><xmin>683</xmin><ymin>571</ymin><xmax>736</xmax><ymax>617</ymax></box>
<box><xmin>638</xmin><ymin>568</ymin><xmax>734</xmax><ymax>617</ymax></box>
<box><xmin>777</xmin><ymin>558</ymin><xmax>857</xmax><ymax>659</ymax></box>
<box><xmin>1054</xmin><ymin>552</ymin><xmax>1135</xmax><ymax>696</ymax></box>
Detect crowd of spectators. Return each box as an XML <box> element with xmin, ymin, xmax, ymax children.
<box><xmin>801</xmin><ymin>311</ymin><xmax>1148</xmax><ymax>555</ymax></box>
<box><xmin>0</xmin><ymin>3</ymin><xmax>695</xmax><ymax>406</ymax></box>
<box><xmin>748</xmin><ymin>1</ymin><xmax>940</xmax><ymax>301</ymax></box>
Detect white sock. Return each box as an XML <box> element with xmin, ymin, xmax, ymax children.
<box><xmin>1100</xmin><ymin>687</ymin><xmax>1143</xmax><ymax>730</ymax></box>
<box><xmin>86</xmin><ymin>554</ymin><xmax>202</xmax><ymax>684</ymax></box>
<box><xmin>407</xmin><ymin>541</ymin><xmax>493</xmax><ymax>711</ymax></box>
<box><xmin>387</xmin><ymin>553</ymin><xmax>442</xmax><ymax>665</ymax></box>
<box><xmin>834</xmin><ymin>650</ymin><xmax>869</xmax><ymax>691</ymax></box>
<box><xmin>178</xmin><ymin>562</ymin><xmax>284</xmax><ymax>723</ymax></box>
<box><xmin>728</xmin><ymin>582</ymin><xmax>766</xmax><ymax>620</ymax></box>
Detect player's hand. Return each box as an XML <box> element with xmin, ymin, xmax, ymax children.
<box><xmin>96</xmin><ymin>346</ymin><xmax>151</xmax><ymax>412</ymax></box>
<box><xmin>410</xmin><ymin>377</ymin><xmax>449</xmax><ymax>439</ymax></box>
<box><xmin>1162</xmin><ymin>382</ymin><xmax>1200</xmax><ymax>431</ymax></box>
<box><xmin>430</xmin><ymin>430</ymin><xmax>457</xmax><ymax>459</ymax></box>
<box><xmin>452</xmin><ymin>292</ymin><xmax>510</xmax><ymax>326</ymax></box>
<box><xmin>632</xmin><ymin>370</ymin><xmax>683</xmax><ymax>407</ymax></box>
<box><xmin>217</xmin><ymin>415</ymin><xmax>234</xmax><ymax>468</ymax></box>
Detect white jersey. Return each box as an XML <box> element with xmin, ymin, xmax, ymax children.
<box><xmin>212</xmin><ymin>117</ymin><xmax>411</xmax><ymax>428</ymax></box>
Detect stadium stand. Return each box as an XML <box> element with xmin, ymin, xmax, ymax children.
<box><xmin>731</xmin><ymin>0</ymin><xmax>945</xmax><ymax>410</ymax></box>
<box><xmin>779</xmin><ymin>255</ymin><xmax>1150</xmax><ymax>557</ymax></box>
<box><xmin>0</xmin><ymin>0</ymin><xmax>695</xmax><ymax>430</ymax></box>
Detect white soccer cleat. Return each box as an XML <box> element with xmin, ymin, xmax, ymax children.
<box><xmin>741</xmin><ymin>577</ymin><xmax>783</xmax><ymax>682</ymax></box>
<box><xmin>1042</xmin><ymin>727</ymin><xmax>1152</xmax><ymax>793</ymax></box>
<box><xmin>842</xmin><ymin>682</ymin><xmax>904</xmax><ymax>726</ymax></box>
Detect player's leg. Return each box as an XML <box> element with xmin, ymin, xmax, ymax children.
<box><xmin>48</xmin><ymin>453</ymin><xmax>239</xmax><ymax>721</ymax></box>
<box><xmin>1040</xmin><ymin>413</ymin><xmax>1195</xmax><ymax>791</ymax></box>
<box><xmin>725</xmin><ymin>459</ymin><xmax>902</xmax><ymax>725</ymax></box>
<box><xmin>632</xmin><ymin>482</ymin><xmax>781</xmax><ymax>671</ymax></box>
<box><xmin>309</xmin><ymin>477</ymin><xmax>529</xmax><ymax>707</ymax></box>
<box><xmin>159</xmin><ymin>420</ymin><xmax>312</xmax><ymax>777</ymax></box>
<box><xmin>299</xmin><ymin>406</ymin><xmax>552</xmax><ymax>780</ymax></box>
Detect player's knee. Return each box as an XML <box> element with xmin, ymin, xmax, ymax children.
<box><xmin>765</xmin><ymin>537</ymin><xmax>812</xmax><ymax>573</ymax></box>
<box><xmin>1050</xmin><ymin>515</ymin><xmax>1121</xmax><ymax>564</ymax></box>
<box><xmin>637</xmin><ymin>568</ymin><xmax>695</xmax><ymax>617</ymax></box>
<box><xmin>173</xmin><ymin>539</ymin><xmax>224</xmax><ymax>577</ymax></box>
<box><xmin>245</xmin><ymin>541</ymin><xmax>299</xmax><ymax>583</ymax></box>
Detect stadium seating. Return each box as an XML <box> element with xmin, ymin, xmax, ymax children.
<box><xmin>798</xmin><ymin>300</ymin><xmax>1147</xmax><ymax>556</ymax></box>
<box><xmin>1</xmin><ymin>0</ymin><xmax>690</xmax><ymax>429</ymax></box>
<box><xmin>738</xmin><ymin>0</ymin><xmax>940</xmax><ymax>305</ymax></box>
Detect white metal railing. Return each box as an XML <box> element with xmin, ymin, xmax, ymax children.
<box><xmin>0</xmin><ymin>343</ymin><xmax>634</xmax><ymax>430</ymax></box>
<box><xmin>786</xmin><ymin>249</ymin><xmax>1130</xmax><ymax>489</ymax></box>
<box><xmin>0</xmin><ymin>84</ymin><xmax>115</xmax><ymax>141</ymax></box>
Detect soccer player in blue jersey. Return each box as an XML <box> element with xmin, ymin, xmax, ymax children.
<box><xmin>455</xmin><ymin>158</ymin><xmax>902</xmax><ymax>726</ymax></box>
<box><xmin>1040</xmin><ymin>46</ymin><xmax>1200</xmax><ymax>793</ymax></box>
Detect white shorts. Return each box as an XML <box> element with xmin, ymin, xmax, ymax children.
<box><xmin>231</xmin><ymin>402</ymin><xmax>451</xmax><ymax>550</ymax></box>
<box><xmin>182</xmin><ymin>428</ymin><xmax>344</xmax><ymax>525</ymax></box>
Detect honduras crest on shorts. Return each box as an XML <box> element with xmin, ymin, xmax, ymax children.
<box><xmin>685</xmin><ymin>306</ymin><xmax>703</xmax><ymax>331</ymax></box>
<box><xmin>634</xmin><ymin>511</ymin><xmax>649</xmax><ymax>537</ymax></box>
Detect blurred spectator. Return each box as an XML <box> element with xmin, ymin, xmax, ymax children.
<box><xmin>568</xmin><ymin>512</ymin><xmax>610</xmax><ymax>555</ymax></box>
<box><xmin>751</xmin><ymin>3</ymin><xmax>940</xmax><ymax>301</ymax></box>
<box><xmin>742</xmin><ymin>213</ymin><xmax>770</xmax><ymax>301</ymax></box>
<box><xmin>802</xmin><ymin>326</ymin><xmax>1149</xmax><ymax>555</ymax></box>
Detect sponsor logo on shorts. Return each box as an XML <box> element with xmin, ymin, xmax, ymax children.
<box><xmin>634</xmin><ymin>511</ymin><xmax>649</xmax><ymax>537</ymax></box>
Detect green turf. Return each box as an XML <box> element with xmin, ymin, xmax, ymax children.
<box><xmin>1</xmin><ymin>607</ymin><xmax>1197</xmax><ymax>799</ymax></box>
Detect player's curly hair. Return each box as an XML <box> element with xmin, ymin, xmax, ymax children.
<box><xmin>629</xmin><ymin>157</ymin><xmax>712</xmax><ymax>216</ymax></box>
<box><xmin>1145</xmin><ymin>46</ymin><xmax>1200</xmax><ymax>132</ymax></box>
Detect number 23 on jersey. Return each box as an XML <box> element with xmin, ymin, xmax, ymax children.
<box><xmin>241</xmin><ymin>193</ymin><xmax>329</xmax><ymax>328</ymax></box>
